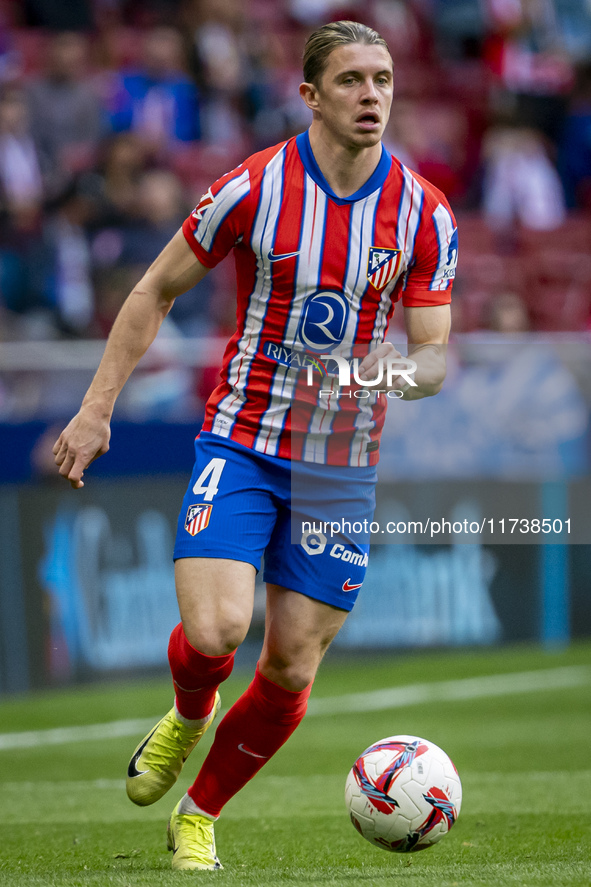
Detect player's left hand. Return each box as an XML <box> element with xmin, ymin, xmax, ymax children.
<box><xmin>357</xmin><ymin>341</ymin><xmax>406</xmax><ymax>390</ymax></box>
<box><xmin>52</xmin><ymin>405</ymin><xmax>111</xmax><ymax>489</ymax></box>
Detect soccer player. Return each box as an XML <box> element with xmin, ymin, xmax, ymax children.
<box><xmin>53</xmin><ymin>21</ymin><xmax>455</xmax><ymax>871</ymax></box>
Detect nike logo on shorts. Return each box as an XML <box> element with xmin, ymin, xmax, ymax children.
<box><xmin>342</xmin><ymin>578</ymin><xmax>363</xmax><ymax>592</ymax></box>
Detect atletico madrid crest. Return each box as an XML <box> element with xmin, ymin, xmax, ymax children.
<box><xmin>184</xmin><ymin>503</ymin><xmax>213</xmax><ymax>536</ymax></box>
<box><xmin>367</xmin><ymin>246</ymin><xmax>402</xmax><ymax>291</ymax></box>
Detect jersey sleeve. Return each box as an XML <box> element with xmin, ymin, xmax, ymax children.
<box><xmin>401</xmin><ymin>200</ymin><xmax>457</xmax><ymax>307</ymax></box>
<box><xmin>182</xmin><ymin>165</ymin><xmax>251</xmax><ymax>268</ymax></box>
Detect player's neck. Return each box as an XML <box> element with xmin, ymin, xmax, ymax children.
<box><xmin>307</xmin><ymin>125</ymin><xmax>383</xmax><ymax>199</ymax></box>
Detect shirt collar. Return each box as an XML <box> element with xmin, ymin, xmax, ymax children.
<box><xmin>295</xmin><ymin>129</ymin><xmax>391</xmax><ymax>205</ymax></box>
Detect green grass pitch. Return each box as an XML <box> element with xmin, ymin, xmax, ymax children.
<box><xmin>0</xmin><ymin>642</ymin><xmax>590</xmax><ymax>886</ymax></box>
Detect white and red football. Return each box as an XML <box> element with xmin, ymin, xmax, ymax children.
<box><xmin>345</xmin><ymin>734</ymin><xmax>462</xmax><ymax>853</ymax></box>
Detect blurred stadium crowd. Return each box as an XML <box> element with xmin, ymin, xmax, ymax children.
<box><xmin>1</xmin><ymin>0</ymin><xmax>591</xmax><ymax>413</ymax></box>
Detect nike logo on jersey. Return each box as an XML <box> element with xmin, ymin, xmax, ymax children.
<box><xmin>342</xmin><ymin>578</ymin><xmax>363</xmax><ymax>592</ymax></box>
<box><xmin>238</xmin><ymin>742</ymin><xmax>268</xmax><ymax>759</ymax></box>
<box><xmin>267</xmin><ymin>248</ymin><xmax>301</xmax><ymax>262</ymax></box>
<box><xmin>127</xmin><ymin>727</ymin><xmax>157</xmax><ymax>778</ymax></box>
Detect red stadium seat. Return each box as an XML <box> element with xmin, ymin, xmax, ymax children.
<box><xmin>171</xmin><ymin>142</ymin><xmax>250</xmax><ymax>199</ymax></box>
<box><xmin>454</xmin><ymin>213</ymin><xmax>504</xmax><ymax>255</ymax></box>
<box><xmin>518</xmin><ymin>214</ymin><xmax>591</xmax><ymax>254</ymax></box>
<box><xmin>520</xmin><ymin>250</ymin><xmax>591</xmax><ymax>330</ymax></box>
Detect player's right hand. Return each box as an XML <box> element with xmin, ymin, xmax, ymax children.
<box><xmin>52</xmin><ymin>407</ymin><xmax>111</xmax><ymax>489</ymax></box>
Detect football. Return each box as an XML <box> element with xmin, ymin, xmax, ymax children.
<box><xmin>345</xmin><ymin>734</ymin><xmax>462</xmax><ymax>853</ymax></box>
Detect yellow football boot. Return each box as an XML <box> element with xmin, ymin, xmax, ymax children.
<box><xmin>126</xmin><ymin>692</ymin><xmax>221</xmax><ymax>806</ymax></box>
<box><xmin>167</xmin><ymin>800</ymin><xmax>223</xmax><ymax>871</ymax></box>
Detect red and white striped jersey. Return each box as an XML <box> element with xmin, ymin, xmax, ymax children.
<box><xmin>182</xmin><ymin>130</ymin><xmax>456</xmax><ymax>466</ymax></box>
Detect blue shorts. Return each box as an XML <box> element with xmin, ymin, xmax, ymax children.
<box><xmin>173</xmin><ymin>433</ymin><xmax>377</xmax><ymax>611</ymax></box>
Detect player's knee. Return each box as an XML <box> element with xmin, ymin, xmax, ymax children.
<box><xmin>259</xmin><ymin>651</ymin><xmax>317</xmax><ymax>692</ymax></box>
<box><xmin>269</xmin><ymin>664</ymin><xmax>316</xmax><ymax>692</ymax></box>
<box><xmin>183</xmin><ymin>615</ymin><xmax>248</xmax><ymax>657</ymax></box>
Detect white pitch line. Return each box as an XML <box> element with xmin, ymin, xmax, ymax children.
<box><xmin>0</xmin><ymin>779</ymin><xmax>125</xmax><ymax>791</ymax></box>
<box><xmin>0</xmin><ymin>718</ymin><xmax>157</xmax><ymax>752</ymax></box>
<box><xmin>306</xmin><ymin>664</ymin><xmax>591</xmax><ymax>716</ymax></box>
<box><xmin>0</xmin><ymin>665</ymin><xmax>588</xmax><ymax>752</ymax></box>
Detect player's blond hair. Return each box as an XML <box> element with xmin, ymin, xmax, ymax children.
<box><xmin>303</xmin><ymin>20</ymin><xmax>390</xmax><ymax>86</ymax></box>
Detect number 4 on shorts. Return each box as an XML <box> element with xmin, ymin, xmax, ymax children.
<box><xmin>192</xmin><ymin>458</ymin><xmax>226</xmax><ymax>501</ymax></box>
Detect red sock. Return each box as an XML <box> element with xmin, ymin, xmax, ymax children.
<box><xmin>188</xmin><ymin>666</ymin><xmax>312</xmax><ymax>817</ymax></box>
<box><xmin>168</xmin><ymin>623</ymin><xmax>235</xmax><ymax>720</ymax></box>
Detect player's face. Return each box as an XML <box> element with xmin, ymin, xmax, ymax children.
<box><xmin>312</xmin><ymin>43</ymin><xmax>393</xmax><ymax>150</ymax></box>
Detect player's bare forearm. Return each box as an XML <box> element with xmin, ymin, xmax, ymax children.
<box><xmin>52</xmin><ymin>286</ymin><xmax>174</xmax><ymax>489</ymax></box>
<box><xmin>79</xmin><ymin>230</ymin><xmax>209</xmax><ymax>415</ymax></box>
<box><xmin>357</xmin><ymin>341</ymin><xmax>446</xmax><ymax>399</ymax></box>
<box><xmin>84</xmin><ymin>286</ymin><xmax>173</xmax><ymax>413</ymax></box>
<box><xmin>53</xmin><ymin>230</ymin><xmax>209</xmax><ymax>488</ymax></box>
<box><xmin>400</xmin><ymin>342</ymin><xmax>447</xmax><ymax>399</ymax></box>
<box><xmin>401</xmin><ymin>303</ymin><xmax>450</xmax><ymax>399</ymax></box>
<box><xmin>357</xmin><ymin>304</ymin><xmax>450</xmax><ymax>399</ymax></box>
